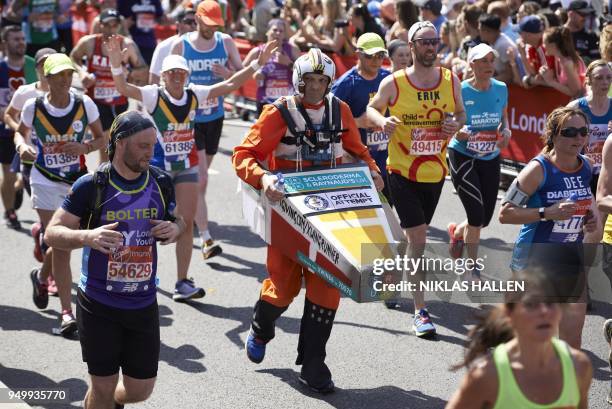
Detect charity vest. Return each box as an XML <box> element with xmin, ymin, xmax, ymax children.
<box><xmin>33</xmin><ymin>94</ymin><xmax>88</xmax><ymax>184</ymax></box>
<box><xmin>577</xmin><ymin>96</ymin><xmax>612</xmax><ymax>175</ymax></box>
<box><xmin>183</xmin><ymin>32</ymin><xmax>227</xmax><ymax>123</ymax></box>
<box><xmin>86</xmin><ymin>34</ymin><xmax>128</xmax><ymax>106</ymax></box>
<box><xmin>256</xmin><ymin>41</ymin><xmax>294</xmax><ymax>104</ymax></box>
<box><xmin>492</xmin><ymin>338</ymin><xmax>580</xmax><ymax>409</ymax></box>
<box><xmin>79</xmin><ymin>170</ymin><xmax>165</xmax><ymax>309</ymax></box>
<box><xmin>388</xmin><ymin>67</ymin><xmax>455</xmax><ymax>183</ymax></box>
<box><xmin>511</xmin><ymin>154</ymin><xmax>592</xmax><ymax>271</ymax></box>
<box><xmin>25</xmin><ymin>0</ymin><xmax>58</xmax><ymax>45</ymax></box>
<box><xmin>150</xmin><ymin>87</ymin><xmax>199</xmax><ymax>171</ymax></box>
<box><xmin>273</xmin><ymin>95</ymin><xmax>345</xmax><ymax>166</ymax></box>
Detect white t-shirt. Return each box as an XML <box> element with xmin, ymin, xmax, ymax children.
<box><xmin>21</xmin><ymin>92</ymin><xmax>99</xmax><ymax>128</ymax></box>
<box><xmin>493</xmin><ymin>33</ymin><xmax>516</xmax><ymax>75</ymax></box>
<box><xmin>139</xmin><ymin>84</ymin><xmax>211</xmax><ymax>114</ymax></box>
<box><xmin>150</xmin><ymin>34</ymin><xmax>179</xmax><ymax>78</ymax></box>
<box><xmin>9</xmin><ymin>83</ymin><xmax>43</xmax><ymax>111</ymax></box>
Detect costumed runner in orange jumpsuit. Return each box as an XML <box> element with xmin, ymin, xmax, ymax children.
<box><xmin>233</xmin><ymin>48</ymin><xmax>384</xmax><ymax>394</ymax></box>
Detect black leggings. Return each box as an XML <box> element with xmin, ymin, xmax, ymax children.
<box><xmin>448</xmin><ymin>148</ymin><xmax>500</xmax><ymax>228</ymax></box>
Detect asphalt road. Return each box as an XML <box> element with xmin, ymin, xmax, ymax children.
<box><xmin>0</xmin><ymin>120</ymin><xmax>611</xmax><ymax>409</ymax></box>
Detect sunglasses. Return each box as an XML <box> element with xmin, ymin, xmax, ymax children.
<box><xmin>413</xmin><ymin>38</ymin><xmax>441</xmax><ymax>47</ymax></box>
<box><xmin>363</xmin><ymin>52</ymin><xmax>387</xmax><ymax>60</ymax></box>
<box><xmin>182</xmin><ymin>19</ymin><xmax>196</xmax><ymax>25</ymax></box>
<box><xmin>560</xmin><ymin>126</ymin><xmax>588</xmax><ymax>137</ymax></box>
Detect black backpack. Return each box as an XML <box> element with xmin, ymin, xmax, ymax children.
<box><xmin>80</xmin><ymin>162</ymin><xmax>175</xmax><ymax>229</ymax></box>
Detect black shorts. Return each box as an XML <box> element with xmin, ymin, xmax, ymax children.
<box><xmin>194</xmin><ymin>117</ymin><xmax>224</xmax><ymax>155</ymax></box>
<box><xmin>388</xmin><ymin>172</ymin><xmax>444</xmax><ymax>228</ymax></box>
<box><xmin>76</xmin><ymin>290</ymin><xmax>160</xmax><ymax>379</ymax></box>
<box><xmin>448</xmin><ymin>149</ymin><xmax>500</xmax><ymax>227</ymax></box>
<box><xmin>97</xmin><ymin>103</ymin><xmax>129</xmax><ymax>132</ymax></box>
<box><xmin>0</xmin><ymin>137</ymin><xmax>16</xmax><ymax>165</ymax></box>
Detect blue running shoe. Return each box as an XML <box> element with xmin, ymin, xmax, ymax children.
<box><xmin>173</xmin><ymin>278</ymin><xmax>205</xmax><ymax>302</ymax></box>
<box><xmin>245</xmin><ymin>330</ymin><xmax>266</xmax><ymax>364</ymax></box>
<box><xmin>413</xmin><ymin>309</ymin><xmax>436</xmax><ymax>338</ymax></box>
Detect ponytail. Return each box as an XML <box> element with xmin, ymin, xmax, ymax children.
<box><xmin>451</xmin><ymin>305</ymin><xmax>514</xmax><ymax>370</ymax></box>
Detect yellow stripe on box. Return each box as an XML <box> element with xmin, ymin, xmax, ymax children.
<box><xmin>331</xmin><ymin>225</ymin><xmax>394</xmax><ymax>263</ymax></box>
<box><xmin>317</xmin><ymin>209</ymin><xmax>378</xmax><ymax>222</ymax></box>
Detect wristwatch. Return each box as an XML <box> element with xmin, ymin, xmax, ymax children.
<box><xmin>538</xmin><ymin>207</ymin><xmax>547</xmax><ymax>221</ymax></box>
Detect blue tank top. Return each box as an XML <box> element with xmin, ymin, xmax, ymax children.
<box><xmin>331</xmin><ymin>66</ymin><xmax>391</xmax><ymax>177</ymax></box>
<box><xmin>577</xmin><ymin>97</ymin><xmax>612</xmax><ymax>174</ymax></box>
<box><xmin>79</xmin><ymin>170</ymin><xmax>165</xmax><ymax>309</ymax></box>
<box><xmin>448</xmin><ymin>79</ymin><xmax>508</xmax><ymax>160</ymax></box>
<box><xmin>512</xmin><ymin>154</ymin><xmax>592</xmax><ymax>271</ymax></box>
<box><xmin>183</xmin><ymin>31</ymin><xmax>227</xmax><ymax>123</ymax></box>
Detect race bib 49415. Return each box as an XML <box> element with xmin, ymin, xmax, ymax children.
<box><xmin>410</xmin><ymin>128</ymin><xmax>445</xmax><ymax>155</ymax></box>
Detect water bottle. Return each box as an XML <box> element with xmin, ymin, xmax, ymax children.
<box><xmin>565</xmin><ymin>192</ymin><xmax>578</xmax><ymax>203</ymax></box>
<box><xmin>274</xmin><ymin>172</ymin><xmax>285</xmax><ymax>194</ymax></box>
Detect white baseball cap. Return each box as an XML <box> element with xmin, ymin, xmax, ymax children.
<box><xmin>467</xmin><ymin>43</ymin><xmax>498</xmax><ymax>63</ymax></box>
<box><xmin>161</xmin><ymin>55</ymin><xmax>191</xmax><ymax>73</ymax></box>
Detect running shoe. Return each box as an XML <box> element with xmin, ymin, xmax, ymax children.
<box><xmin>384</xmin><ymin>300</ymin><xmax>400</xmax><ymax>309</ymax></box>
<box><xmin>413</xmin><ymin>308</ymin><xmax>436</xmax><ymax>338</ymax></box>
<box><xmin>29</xmin><ymin>268</ymin><xmax>48</xmax><ymax>309</ymax></box>
<box><xmin>245</xmin><ymin>330</ymin><xmax>266</xmax><ymax>364</ymax></box>
<box><xmin>5</xmin><ymin>209</ymin><xmax>21</xmax><ymax>230</ymax></box>
<box><xmin>13</xmin><ymin>188</ymin><xmax>23</xmax><ymax>210</ymax></box>
<box><xmin>173</xmin><ymin>278</ymin><xmax>205</xmax><ymax>301</ymax></box>
<box><xmin>447</xmin><ymin>222</ymin><xmax>464</xmax><ymax>259</ymax></box>
<box><xmin>201</xmin><ymin>239</ymin><xmax>222</xmax><ymax>260</ymax></box>
<box><xmin>47</xmin><ymin>275</ymin><xmax>58</xmax><ymax>296</ymax></box>
<box><xmin>298</xmin><ymin>376</ymin><xmax>335</xmax><ymax>394</ymax></box>
<box><xmin>60</xmin><ymin>310</ymin><xmax>77</xmax><ymax>336</ymax></box>
<box><xmin>31</xmin><ymin>222</ymin><xmax>43</xmax><ymax>262</ymax></box>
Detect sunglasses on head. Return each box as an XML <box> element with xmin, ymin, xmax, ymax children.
<box><xmin>413</xmin><ymin>38</ymin><xmax>441</xmax><ymax>47</ymax></box>
<box><xmin>560</xmin><ymin>126</ymin><xmax>588</xmax><ymax>137</ymax></box>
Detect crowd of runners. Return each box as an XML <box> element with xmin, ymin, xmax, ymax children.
<box><xmin>0</xmin><ymin>0</ymin><xmax>609</xmax><ymax>407</ymax></box>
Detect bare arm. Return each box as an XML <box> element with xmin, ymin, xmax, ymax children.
<box><xmin>446</xmin><ymin>360</ymin><xmax>497</xmax><ymax>409</ymax></box>
<box><xmin>224</xmin><ymin>36</ymin><xmax>244</xmax><ymax>71</ymax></box>
<box><xmin>597</xmin><ymin>137</ymin><xmax>612</xmax><ymax>213</ymax></box>
<box><xmin>367</xmin><ymin>75</ymin><xmax>400</xmax><ymax>135</ymax></box>
<box><xmin>107</xmin><ymin>35</ymin><xmax>144</xmax><ymax>101</ymax></box>
<box><xmin>499</xmin><ymin>161</ymin><xmax>545</xmax><ymax>224</ymax></box>
<box><xmin>170</xmin><ymin>36</ymin><xmax>185</xmax><ymax>56</ymax></box>
<box><xmin>14</xmin><ymin>122</ymin><xmax>36</xmax><ymax>162</ymax></box>
<box><xmin>70</xmin><ymin>36</ymin><xmax>95</xmax><ymax>86</ymax></box>
<box><xmin>45</xmin><ymin>208</ymin><xmax>124</xmax><ymax>253</ymax></box>
<box><xmin>4</xmin><ymin>105</ymin><xmax>21</xmax><ymax>132</ymax></box>
<box><xmin>206</xmin><ymin>40</ymin><xmax>279</xmax><ymax>100</ymax></box>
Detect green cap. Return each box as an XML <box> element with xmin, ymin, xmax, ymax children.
<box><xmin>356</xmin><ymin>33</ymin><xmax>387</xmax><ymax>55</ymax></box>
<box><xmin>43</xmin><ymin>53</ymin><xmax>75</xmax><ymax>76</ymax></box>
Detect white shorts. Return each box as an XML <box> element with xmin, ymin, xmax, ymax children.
<box><xmin>31</xmin><ymin>179</ymin><xmax>71</xmax><ymax>211</ymax></box>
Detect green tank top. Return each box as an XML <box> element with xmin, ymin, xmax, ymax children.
<box><xmin>492</xmin><ymin>338</ymin><xmax>580</xmax><ymax>409</ymax></box>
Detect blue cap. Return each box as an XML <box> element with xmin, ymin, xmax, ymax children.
<box><xmin>519</xmin><ymin>15</ymin><xmax>543</xmax><ymax>33</ymax></box>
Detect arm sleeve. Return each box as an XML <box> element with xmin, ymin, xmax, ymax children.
<box><xmin>188</xmin><ymin>84</ymin><xmax>211</xmax><ymax>108</ymax></box>
<box><xmin>339</xmin><ymin>101</ymin><xmax>380</xmax><ymax>173</ymax></box>
<box><xmin>140</xmin><ymin>85</ymin><xmax>159</xmax><ymax>113</ymax></box>
<box><xmin>232</xmin><ymin>104</ymin><xmax>288</xmax><ymax>189</ymax></box>
<box><xmin>20</xmin><ymin>99</ymin><xmax>35</xmax><ymax>127</ymax></box>
<box><xmin>62</xmin><ymin>174</ymin><xmax>96</xmax><ymax>219</ymax></box>
<box><xmin>163</xmin><ymin>186</ymin><xmax>177</xmax><ymax>221</ymax></box>
<box><xmin>83</xmin><ymin>95</ymin><xmax>100</xmax><ymax>123</ymax></box>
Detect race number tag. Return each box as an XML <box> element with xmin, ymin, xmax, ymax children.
<box><xmin>136</xmin><ymin>13</ymin><xmax>155</xmax><ymax>31</ymax></box>
<box><xmin>366</xmin><ymin>128</ymin><xmax>389</xmax><ymax>151</ymax></box>
<box><xmin>93</xmin><ymin>81</ymin><xmax>121</xmax><ymax>101</ymax></box>
<box><xmin>585</xmin><ymin>124</ymin><xmax>608</xmax><ymax>172</ymax></box>
<box><xmin>264</xmin><ymin>79</ymin><xmax>292</xmax><ymax>100</ymax></box>
<box><xmin>467</xmin><ymin>130</ymin><xmax>498</xmax><ymax>154</ymax></box>
<box><xmin>106</xmin><ymin>245</ymin><xmax>153</xmax><ymax>293</ymax></box>
<box><xmin>410</xmin><ymin>128</ymin><xmax>445</xmax><ymax>155</ymax></box>
<box><xmin>549</xmin><ymin>199</ymin><xmax>591</xmax><ymax>243</ymax></box>
<box><xmin>162</xmin><ymin>128</ymin><xmax>194</xmax><ymax>159</ymax></box>
<box><xmin>42</xmin><ymin>143</ymin><xmax>79</xmax><ymax>171</ymax></box>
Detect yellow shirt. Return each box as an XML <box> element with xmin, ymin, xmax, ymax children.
<box><xmin>604</xmin><ymin>214</ymin><xmax>612</xmax><ymax>244</ymax></box>
<box><xmin>388</xmin><ymin>67</ymin><xmax>456</xmax><ymax>183</ymax></box>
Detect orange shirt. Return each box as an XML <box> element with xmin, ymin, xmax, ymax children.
<box><xmin>233</xmin><ymin>98</ymin><xmax>380</xmax><ymax>189</ymax></box>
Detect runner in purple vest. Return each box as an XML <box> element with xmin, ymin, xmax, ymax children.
<box><xmin>45</xmin><ymin>111</ymin><xmax>185</xmax><ymax>409</ymax></box>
